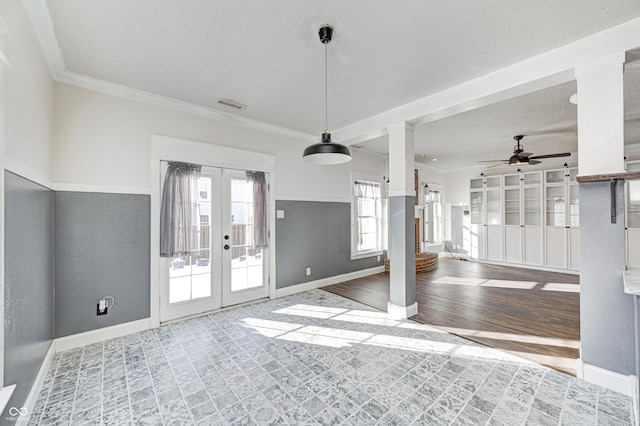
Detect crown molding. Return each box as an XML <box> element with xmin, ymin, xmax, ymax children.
<box><xmin>22</xmin><ymin>0</ymin><xmax>317</xmax><ymax>143</ymax></box>
<box><xmin>56</xmin><ymin>71</ymin><xmax>317</xmax><ymax>142</ymax></box>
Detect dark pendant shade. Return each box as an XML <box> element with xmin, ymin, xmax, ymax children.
<box><xmin>302</xmin><ymin>25</ymin><xmax>352</xmax><ymax>165</ymax></box>
<box><xmin>303</xmin><ymin>132</ymin><xmax>351</xmax><ymax>165</ymax></box>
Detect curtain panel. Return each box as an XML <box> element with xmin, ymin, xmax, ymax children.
<box><xmin>247</xmin><ymin>171</ymin><xmax>268</xmax><ymax>249</ymax></box>
<box><xmin>354</xmin><ymin>180</ymin><xmax>381</xmax><ymax>199</ymax></box>
<box><xmin>160</xmin><ymin>162</ymin><xmax>202</xmax><ymax>258</ymax></box>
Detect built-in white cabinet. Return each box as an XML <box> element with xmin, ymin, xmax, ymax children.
<box><xmin>544</xmin><ymin>168</ymin><xmax>579</xmax><ymax>271</ymax></box>
<box><xmin>486</xmin><ymin>176</ymin><xmax>503</xmax><ymax>261</ymax></box>
<box><xmin>503</xmin><ymin>171</ymin><xmax>543</xmax><ymax>266</ymax></box>
<box><xmin>468</xmin><ymin>167</ymin><xmax>577</xmax><ymax>272</ymax></box>
<box><xmin>469</xmin><ymin>178</ymin><xmax>485</xmax><ymax>259</ymax></box>
<box><xmin>468</xmin><ymin>176</ymin><xmax>502</xmax><ymax>261</ymax></box>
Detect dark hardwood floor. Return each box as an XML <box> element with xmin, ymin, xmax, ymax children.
<box><xmin>322</xmin><ymin>257</ymin><xmax>580</xmax><ymax>375</ymax></box>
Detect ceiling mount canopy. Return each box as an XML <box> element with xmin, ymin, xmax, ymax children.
<box><xmin>302</xmin><ymin>25</ymin><xmax>352</xmax><ymax>165</ymax></box>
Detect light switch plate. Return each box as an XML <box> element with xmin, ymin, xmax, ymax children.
<box><xmin>277</xmin><ymin>210</ymin><xmax>285</xmax><ymax>219</ymax></box>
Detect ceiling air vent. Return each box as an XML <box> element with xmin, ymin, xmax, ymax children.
<box><xmin>217</xmin><ymin>99</ymin><xmax>245</xmax><ymax>110</ymax></box>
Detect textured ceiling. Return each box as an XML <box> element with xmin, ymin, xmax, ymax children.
<box><xmin>358</xmin><ymin>60</ymin><xmax>640</xmax><ymax>172</ymax></box>
<box><xmin>44</xmin><ymin>0</ymin><xmax>640</xmax><ymax>170</ymax></box>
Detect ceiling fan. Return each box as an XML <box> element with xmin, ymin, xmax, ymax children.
<box><xmin>479</xmin><ymin>135</ymin><xmax>571</xmax><ymax>167</ymax></box>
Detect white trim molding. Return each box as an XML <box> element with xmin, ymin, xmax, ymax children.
<box><xmin>275</xmin><ymin>266</ymin><xmax>385</xmax><ymax>298</ymax></box>
<box><xmin>15</xmin><ymin>342</ymin><xmax>56</xmax><ymax>426</ymax></box>
<box><xmin>577</xmin><ymin>358</ymin><xmax>637</xmax><ymax>397</ymax></box>
<box><xmin>387</xmin><ymin>302</ymin><xmax>419</xmax><ymax>319</ymax></box>
<box><xmin>151</xmin><ymin>134</ymin><xmax>276</xmax><ymax>173</ymax></box>
<box><xmin>0</xmin><ymin>385</ymin><xmax>16</xmax><ymax>419</ymax></box>
<box><xmin>4</xmin><ymin>156</ymin><xmax>54</xmax><ymax>190</ymax></box>
<box><xmin>54</xmin><ymin>183</ymin><xmax>151</xmax><ymax>195</ymax></box>
<box><xmin>54</xmin><ymin>318</ymin><xmax>152</xmax><ymax>353</ymax></box>
<box><xmin>57</xmin><ymin>72</ymin><xmax>316</xmax><ymax>143</ymax></box>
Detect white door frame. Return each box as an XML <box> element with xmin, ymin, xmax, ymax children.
<box><xmin>150</xmin><ymin>134</ymin><xmax>276</xmax><ymax>326</ymax></box>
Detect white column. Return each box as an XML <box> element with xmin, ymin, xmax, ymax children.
<box><xmin>387</xmin><ymin>122</ymin><xmax>417</xmax><ymax>319</ymax></box>
<box><xmin>575</xmin><ymin>53</ymin><xmax>635</xmax><ymax>389</ymax></box>
<box><xmin>576</xmin><ymin>53</ymin><xmax>625</xmax><ymax>176</ymax></box>
<box><xmin>0</xmin><ymin>16</ymin><xmax>10</xmax><ymax>398</ymax></box>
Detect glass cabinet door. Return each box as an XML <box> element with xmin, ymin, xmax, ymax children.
<box><xmin>486</xmin><ymin>176</ymin><xmax>501</xmax><ymax>188</ymax></box>
<box><xmin>569</xmin><ymin>184</ymin><xmax>579</xmax><ymax>227</ymax></box>
<box><xmin>546</xmin><ymin>186</ymin><xmax>566</xmax><ymax>227</ymax></box>
<box><xmin>504</xmin><ymin>188</ymin><xmax>520</xmax><ymax>225</ymax></box>
<box><xmin>487</xmin><ymin>190</ymin><xmax>501</xmax><ymax>225</ymax></box>
<box><xmin>470</xmin><ymin>191</ymin><xmax>484</xmax><ymax>225</ymax></box>
<box><xmin>470</xmin><ymin>178</ymin><xmax>484</xmax><ymax>189</ymax></box>
<box><xmin>524</xmin><ymin>187</ymin><xmax>541</xmax><ymax>226</ymax></box>
<box><xmin>546</xmin><ymin>170</ymin><xmax>565</xmax><ymax>184</ymax></box>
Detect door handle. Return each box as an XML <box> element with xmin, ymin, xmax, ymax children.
<box><xmin>224</xmin><ymin>244</ymin><xmax>230</xmax><ymax>250</ymax></box>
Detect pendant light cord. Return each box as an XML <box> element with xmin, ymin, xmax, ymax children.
<box><xmin>325</xmin><ymin>41</ymin><xmax>328</xmax><ymax>132</ymax></box>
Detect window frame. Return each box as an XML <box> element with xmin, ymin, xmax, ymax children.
<box><xmin>351</xmin><ymin>173</ymin><xmax>384</xmax><ymax>260</ymax></box>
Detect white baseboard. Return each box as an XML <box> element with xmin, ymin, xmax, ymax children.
<box><xmin>54</xmin><ymin>318</ymin><xmax>153</xmax><ymax>353</ymax></box>
<box><xmin>275</xmin><ymin>266</ymin><xmax>385</xmax><ymax>298</ymax></box>
<box><xmin>577</xmin><ymin>358</ymin><xmax>636</xmax><ymax>396</ymax></box>
<box><xmin>15</xmin><ymin>342</ymin><xmax>56</xmax><ymax>426</ymax></box>
<box><xmin>387</xmin><ymin>302</ymin><xmax>419</xmax><ymax>319</ymax></box>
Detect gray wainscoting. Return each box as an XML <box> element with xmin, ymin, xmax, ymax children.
<box><xmin>3</xmin><ymin>171</ymin><xmax>55</xmax><ymax>421</ymax></box>
<box><xmin>580</xmin><ymin>180</ymin><xmax>634</xmax><ymax>376</ymax></box>
<box><xmin>275</xmin><ymin>200</ymin><xmax>385</xmax><ymax>289</ymax></box>
<box><xmin>54</xmin><ymin>192</ymin><xmax>150</xmax><ymax>337</ymax></box>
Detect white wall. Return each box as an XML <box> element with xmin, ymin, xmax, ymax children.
<box><xmin>2</xmin><ymin>0</ymin><xmax>55</xmax><ymax>179</ymax></box>
<box><xmin>443</xmin><ymin>166</ymin><xmax>485</xmax><ymax>206</ymax></box>
<box><xmin>54</xmin><ymin>83</ymin><xmax>385</xmax><ymax>198</ymax></box>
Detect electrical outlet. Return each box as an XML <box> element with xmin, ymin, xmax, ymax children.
<box><xmin>377</xmin><ymin>255</ymin><xmax>381</xmax><ymax>262</ymax></box>
<box><xmin>306</xmin><ymin>267</ymin><xmax>311</xmax><ymax>276</ymax></box>
<box><xmin>97</xmin><ymin>299</ymin><xmax>108</xmax><ymax>315</ymax></box>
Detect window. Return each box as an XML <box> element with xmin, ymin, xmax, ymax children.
<box><xmin>426</xmin><ymin>189</ymin><xmax>443</xmax><ymax>244</ymax></box>
<box><xmin>352</xmin><ymin>179</ymin><xmax>382</xmax><ymax>258</ymax></box>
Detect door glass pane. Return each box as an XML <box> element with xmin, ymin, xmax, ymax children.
<box><xmin>504</xmin><ymin>188</ymin><xmax>520</xmax><ymax>225</ymax></box>
<box><xmin>470</xmin><ymin>191</ymin><xmax>483</xmax><ymax>225</ymax></box>
<box><xmin>524</xmin><ymin>172</ymin><xmax>541</xmax><ymax>186</ymax></box>
<box><xmin>524</xmin><ymin>187</ymin><xmax>541</xmax><ymax>226</ymax></box>
<box><xmin>546</xmin><ymin>186</ymin><xmax>565</xmax><ymax>227</ymax></box>
<box><xmin>230</xmin><ymin>177</ymin><xmax>264</xmax><ymax>292</ymax></box>
<box><xmin>569</xmin><ymin>184</ymin><xmax>579</xmax><ymax>227</ymax></box>
<box><xmin>487</xmin><ymin>190</ymin><xmax>501</xmax><ymax>225</ymax></box>
<box><xmin>168</xmin><ymin>177</ymin><xmax>212</xmax><ymax>304</ymax></box>
<box><xmin>546</xmin><ymin>170</ymin><xmax>564</xmax><ymax>184</ymax></box>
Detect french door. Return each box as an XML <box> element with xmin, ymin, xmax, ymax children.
<box><xmin>160</xmin><ymin>166</ymin><xmax>269</xmax><ymax>322</ymax></box>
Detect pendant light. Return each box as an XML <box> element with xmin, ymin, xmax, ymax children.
<box><xmin>302</xmin><ymin>25</ymin><xmax>352</xmax><ymax>165</ymax></box>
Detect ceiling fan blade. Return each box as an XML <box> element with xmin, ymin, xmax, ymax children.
<box><xmin>478</xmin><ymin>159</ymin><xmax>508</xmax><ymax>163</ymax></box>
<box><xmin>485</xmin><ymin>162</ymin><xmax>508</xmax><ymax>168</ymax></box>
<box><xmin>528</xmin><ymin>152</ymin><xmax>571</xmax><ymax>160</ymax></box>
<box><xmin>528</xmin><ymin>160</ymin><xmax>542</xmax><ymax>165</ymax></box>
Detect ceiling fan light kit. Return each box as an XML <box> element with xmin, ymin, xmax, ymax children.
<box><xmin>479</xmin><ymin>135</ymin><xmax>571</xmax><ymax>168</ymax></box>
<box><xmin>302</xmin><ymin>25</ymin><xmax>352</xmax><ymax>165</ymax></box>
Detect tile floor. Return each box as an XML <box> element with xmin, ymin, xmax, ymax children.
<box><xmin>28</xmin><ymin>290</ymin><xmax>635</xmax><ymax>425</ymax></box>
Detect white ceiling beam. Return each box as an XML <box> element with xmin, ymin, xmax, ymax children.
<box><xmin>21</xmin><ymin>0</ymin><xmax>65</xmax><ymax>75</ymax></box>
<box><xmin>333</xmin><ymin>17</ymin><xmax>640</xmax><ymax>146</ymax></box>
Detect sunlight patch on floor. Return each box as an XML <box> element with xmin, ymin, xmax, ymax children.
<box><xmin>431</xmin><ymin>276</ymin><xmax>538</xmax><ymax>290</ymax></box>
<box><xmin>439</xmin><ymin>325</ymin><xmax>580</xmax><ymax>349</ymax></box>
<box><xmin>542</xmin><ymin>283</ymin><xmax>580</xmax><ymax>293</ymax></box>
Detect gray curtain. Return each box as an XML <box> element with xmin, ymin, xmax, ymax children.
<box><xmin>247</xmin><ymin>171</ymin><xmax>268</xmax><ymax>249</ymax></box>
<box><xmin>160</xmin><ymin>162</ymin><xmax>202</xmax><ymax>258</ymax></box>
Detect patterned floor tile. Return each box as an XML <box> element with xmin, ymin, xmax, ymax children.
<box><xmin>27</xmin><ymin>289</ymin><xmax>635</xmax><ymax>426</ymax></box>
